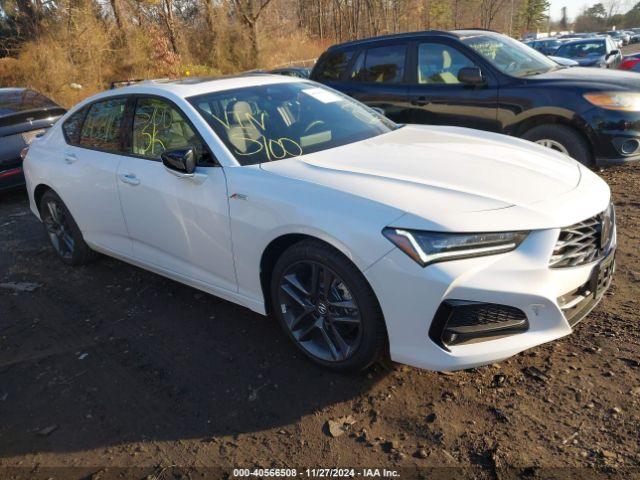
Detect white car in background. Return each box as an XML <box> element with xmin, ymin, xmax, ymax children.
<box><xmin>23</xmin><ymin>76</ymin><xmax>616</xmax><ymax>371</ymax></box>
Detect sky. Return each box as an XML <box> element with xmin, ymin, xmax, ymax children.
<box><xmin>548</xmin><ymin>0</ymin><xmax>633</xmax><ymax>21</ymax></box>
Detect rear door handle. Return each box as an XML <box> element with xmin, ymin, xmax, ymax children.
<box><xmin>64</xmin><ymin>153</ymin><xmax>77</xmax><ymax>164</ymax></box>
<box><xmin>119</xmin><ymin>172</ymin><xmax>140</xmax><ymax>186</ymax></box>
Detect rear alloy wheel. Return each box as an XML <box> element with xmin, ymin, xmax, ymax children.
<box><xmin>271</xmin><ymin>240</ymin><xmax>386</xmax><ymax>371</ymax></box>
<box><xmin>522</xmin><ymin>124</ymin><xmax>593</xmax><ymax>167</ymax></box>
<box><xmin>40</xmin><ymin>190</ymin><xmax>98</xmax><ymax>266</ymax></box>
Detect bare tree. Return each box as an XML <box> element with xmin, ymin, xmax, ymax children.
<box><xmin>232</xmin><ymin>0</ymin><xmax>274</xmax><ymax>65</ymax></box>
<box><xmin>480</xmin><ymin>0</ymin><xmax>506</xmax><ymax>28</ymax></box>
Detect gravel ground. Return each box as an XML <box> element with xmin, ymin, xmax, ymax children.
<box><xmin>0</xmin><ymin>164</ymin><xmax>638</xmax><ymax>479</ymax></box>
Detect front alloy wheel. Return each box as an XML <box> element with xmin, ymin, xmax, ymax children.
<box><xmin>271</xmin><ymin>239</ymin><xmax>387</xmax><ymax>371</ymax></box>
<box><xmin>534</xmin><ymin>139</ymin><xmax>570</xmax><ymax>156</ymax></box>
<box><xmin>278</xmin><ymin>261</ymin><xmax>362</xmax><ymax>362</ymax></box>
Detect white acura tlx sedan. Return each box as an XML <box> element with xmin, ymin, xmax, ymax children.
<box><xmin>23</xmin><ymin>76</ymin><xmax>616</xmax><ymax>371</ymax></box>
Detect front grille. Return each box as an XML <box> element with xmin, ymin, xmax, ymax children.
<box><xmin>429</xmin><ymin>300</ymin><xmax>529</xmax><ymax>349</ymax></box>
<box><xmin>558</xmin><ymin>253</ymin><xmax>615</xmax><ymax>326</ymax></box>
<box><xmin>550</xmin><ymin>204</ymin><xmax>614</xmax><ymax>268</ymax></box>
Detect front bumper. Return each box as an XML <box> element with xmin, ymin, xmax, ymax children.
<box><xmin>582</xmin><ymin>108</ymin><xmax>640</xmax><ymax>167</ymax></box>
<box><xmin>364</xmin><ymin>226</ymin><xmax>616</xmax><ymax>371</ymax></box>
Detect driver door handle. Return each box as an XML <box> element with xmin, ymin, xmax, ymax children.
<box><xmin>411</xmin><ymin>96</ymin><xmax>429</xmax><ymax>107</ymax></box>
<box><xmin>119</xmin><ymin>172</ymin><xmax>140</xmax><ymax>186</ymax></box>
<box><xmin>64</xmin><ymin>153</ymin><xmax>77</xmax><ymax>164</ymax></box>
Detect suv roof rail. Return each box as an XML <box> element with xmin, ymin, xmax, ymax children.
<box><xmin>452</xmin><ymin>27</ymin><xmax>501</xmax><ymax>34</ymax></box>
<box><xmin>327</xmin><ymin>30</ymin><xmax>459</xmax><ymax>50</ymax></box>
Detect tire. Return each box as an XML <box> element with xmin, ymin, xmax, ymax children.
<box><xmin>39</xmin><ymin>190</ymin><xmax>98</xmax><ymax>266</ymax></box>
<box><xmin>522</xmin><ymin>124</ymin><xmax>593</xmax><ymax>167</ymax></box>
<box><xmin>270</xmin><ymin>239</ymin><xmax>387</xmax><ymax>372</ymax></box>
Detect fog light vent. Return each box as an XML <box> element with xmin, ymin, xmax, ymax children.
<box><xmin>621</xmin><ymin>139</ymin><xmax>640</xmax><ymax>155</ymax></box>
<box><xmin>429</xmin><ymin>300</ymin><xmax>529</xmax><ymax>350</ymax></box>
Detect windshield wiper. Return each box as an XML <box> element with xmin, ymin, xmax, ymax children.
<box><xmin>518</xmin><ymin>66</ymin><xmax>556</xmax><ymax>77</ymax></box>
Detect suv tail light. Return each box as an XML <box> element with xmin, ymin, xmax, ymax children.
<box><xmin>20</xmin><ymin>147</ymin><xmax>29</xmax><ymax>160</ymax></box>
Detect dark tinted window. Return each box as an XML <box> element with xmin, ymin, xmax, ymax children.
<box><xmin>417</xmin><ymin>43</ymin><xmax>474</xmax><ymax>84</ymax></box>
<box><xmin>351</xmin><ymin>44</ymin><xmax>406</xmax><ymax>83</ymax></box>
<box><xmin>79</xmin><ymin>98</ymin><xmax>127</xmax><ymax>152</ymax></box>
<box><xmin>556</xmin><ymin>41</ymin><xmax>606</xmax><ymax>58</ymax></box>
<box><xmin>315</xmin><ymin>50</ymin><xmax>354</xmax><ymax>80</ymax></box>
<box><xmin>0</xmin><ymin>89</ymin><xmax>58</xmax><ymax>116</ymax></box>
<box><xmin>62</xmin><ymin>108</ymin><xmax>87</xmax><ymax>145</ymax></box>
<box><xmin>132</xmin><ymin>97</ymin><xmax>207</xmax><ymax>163</ymax></box>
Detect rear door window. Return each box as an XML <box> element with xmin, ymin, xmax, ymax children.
<box><xmin>351</xmin><ymin>44</ymin><xmax>407</xmax><ymax>83</ymax></box>
<box><xmin>314</xmin><ymin>50</ymin><xmax>354</xmax><ymax>81</ymax></box>
<box><xmin>79</xmin><ymin>98</ymin><xmax>127</xmax><ymax>152</ymax></box>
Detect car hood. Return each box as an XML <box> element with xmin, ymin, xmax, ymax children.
<box><xmin>260</xmin><ymin>125</ymin><xmax>586</xmax><ymax>231</ymax></box>
<box><xmin>549</xmin><ymin>56</ymin><xmax>579</xmax><ymax>66</ymax></box>
<box><xmin>529</xmin><ymin>65</ymin><xmax>640</xmax><ymax>88</ymax></box>
<box><xmin>573</xmin><ymin>56</ymin><xmax>604</xmax><ymax>66</ymax></box>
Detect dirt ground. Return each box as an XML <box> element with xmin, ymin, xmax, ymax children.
<box><xmin>0</xmin><ymin>163</ymin><xmax>639</xmax><ymax>480</ymax></box>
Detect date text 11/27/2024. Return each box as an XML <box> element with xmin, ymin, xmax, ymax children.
<box><xmin>232</xmin><ymin>468</ymin><xmax>401</xmax><ymax>478</ymax></box>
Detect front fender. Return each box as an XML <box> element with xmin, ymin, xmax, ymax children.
<box><xmin>224</xmin><ymin>165</ymin><xmax>404</xmax><ymax>308</ymax></box>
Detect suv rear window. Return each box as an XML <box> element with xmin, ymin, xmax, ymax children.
<box><xmin>314</xmin><ymin>50</ymin><xmax>354</xmax><ymax>81</ymax></box>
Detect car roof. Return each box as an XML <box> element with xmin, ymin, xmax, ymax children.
<box><xmin>324</xmin><ymin>29</ymin><xmax>502</xmax><ymax>51</ymax></box>
<box><xmin>83</xmin><ymin>73</ymin><xmax>305</xmax><ymax>104</ymax></box>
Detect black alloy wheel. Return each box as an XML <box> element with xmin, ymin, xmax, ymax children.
<box><xmin>271</xmin><ymin>239</ymin><xmax>387</xmax><ymax>371</ymax></box>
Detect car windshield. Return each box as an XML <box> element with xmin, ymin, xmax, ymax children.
<box><xmin>0</xmin><ymin>89</ymin><xmax>58</xmax><ymax>117</ymax></box>
<box><xmin>461</xmin><ymin>33</ymin><xmax>559</xmax><ymax>77</ymax></box>
<box><xmin>189</xmin><ymin>82</ymin><xmax>398</xmax><ymax>165</ymax></box>
<box><xmin>556</xmin><ymin>41</ymin><xmax>605</xmax><ymax>58</ymax></box>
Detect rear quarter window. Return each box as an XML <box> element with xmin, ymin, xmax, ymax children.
<box><xmin>62</xmin><ymin>108</ymin><xmax>87</xmax><ymax>145</ymax></box>
<box><xmin>314</xmin><ymin>50</ymin><xmax>354</xmax><ymax>81</ymax></box>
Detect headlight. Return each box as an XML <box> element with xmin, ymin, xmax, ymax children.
<box><xmin>583</xmin><ymin>92</ymin><xmax>640</xmax><ymax>111</ymax></box>
<box><xmin>382</xmin><ymin>228</ymin><xmax>528</xmax><ymax>267</ymax></box>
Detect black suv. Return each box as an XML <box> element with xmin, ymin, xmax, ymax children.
<box><xmin>310</xmin><ymin>29</ymin><xmax>640</xmax><ymax>167</ymax></box>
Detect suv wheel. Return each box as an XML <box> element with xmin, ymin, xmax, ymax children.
<box><xmin>271</xmin><ymin>240</ymin><xmax>387</xmax><ymax>371</ymax></box>
<box><xmin>522</xmin><ymin>124</ymin><xmax>592</xmax><ymax>167</ymax></box>
<box><xmin>40</xmin><ymin>190</ymin><xmax>98</xmax><ymax>265</ymax></box>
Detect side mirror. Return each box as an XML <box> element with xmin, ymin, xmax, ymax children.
<box><xmin>161</xmin><ymin>148</ymin><xmax>196</xmax><ymax>176</ymax></box>
<box><xmin>458</xmin><ymin>67</ymin><xmax>485</xmax><ymax>86</ymax></box>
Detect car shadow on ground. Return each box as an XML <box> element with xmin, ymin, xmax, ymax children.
<box><xmin>0</xmin><ymin>190</ymin><xmax>384</xmax><ymax>457</ymax></box>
